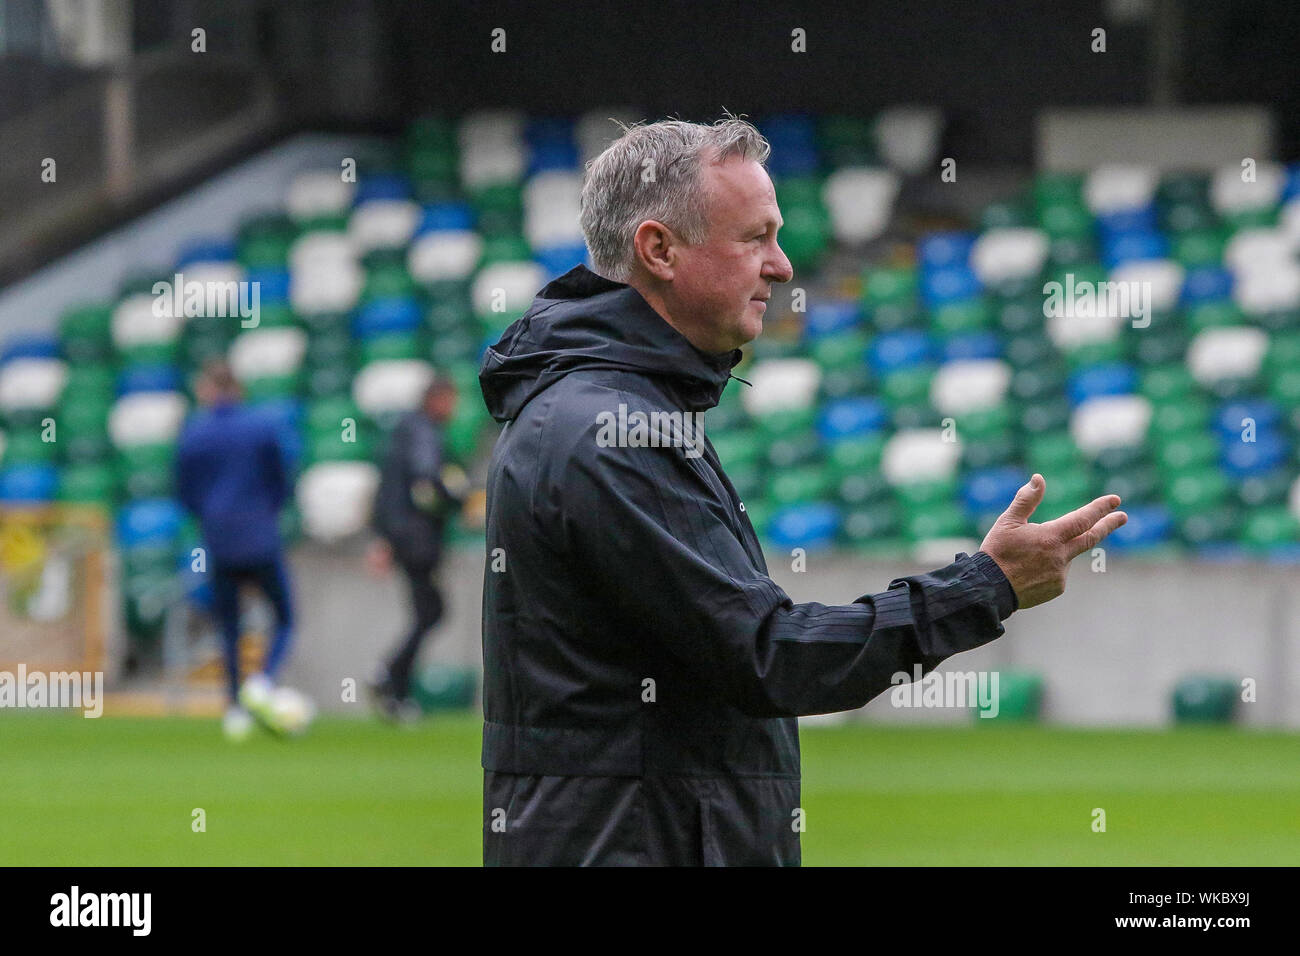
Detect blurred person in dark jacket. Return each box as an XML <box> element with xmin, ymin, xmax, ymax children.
<box><xmin>366</xmin><ymin>374</ymin><xmax>467</xmax><ymax>720</ymax></box>
<box><xmin>176</xmin><ymin>359</ymin><xmax>295</xmax><ymax>740</ymax></box>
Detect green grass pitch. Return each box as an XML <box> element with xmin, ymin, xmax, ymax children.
<box><xmin>3</xmin><ymin>712</ymin><xmax>1298</xmax><ymax>865</ymax></box>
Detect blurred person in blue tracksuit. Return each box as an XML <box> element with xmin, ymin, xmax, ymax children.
<box><xmin>176</xmin><ymin>358</ymin><xmax>295</xmax><ymax>740</ymax></box>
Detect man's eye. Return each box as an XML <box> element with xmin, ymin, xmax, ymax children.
<box><xmin>751</xmin><ymin>234</ymin><xmax>766</xmax><ymax>241</ymax></box>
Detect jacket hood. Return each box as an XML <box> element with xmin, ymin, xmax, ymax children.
<box><xmin>478</xmin><ymin>264</ymin><xmax>745</xmax><ymax>423</ymax></box>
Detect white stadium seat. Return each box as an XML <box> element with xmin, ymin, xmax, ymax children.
<box><xmin>352</xmin><ymin>359</ymin><xmax>434</xmax><ymax>416</ymax></box>
<box><xmin>108</xmin><ymin>391</ymin><xmax>188</xmax><ymax>448</ymax></box>
<box><xmin>821</xmin><ymin>167</ymin><xmax>901</xmax><ymax>244</ymax></box>
<box><xmin>472</xmin><ymin>261</ymin><xmax>548</xmax><ymax>319</ymax></box>
<box><xmin>1224</xmin><ymin>227</ymin><xmax>1296</xmax><ymax>273</ymax></box>
<box><xmin>1187</xmin><ymin>326</ymin><xmax>1270</xmax><ymax>386</ymax></box>
<box><xmin>578</xmin><ymin>109</ymin><xmax>640</xmax><ymax>163</ymax></box>
<box><xmin>228</xmin><ymin>327</ymin><xmax>308</xmax><ymax>381</ymax></box>
<box><xmin>929</xmin><ymin>358</ymin><xmax>1012</xmax><ymax>414</ymax></box>
<box><xmin>291</xmin><ymin>259</ymin><xmax>364</xmax><ymax>315</ymax></box>
<box><xmin>458</xmin><ymin>109</ymin><xmax>527</xmax><ymax>152</ymax></box>
<box><xmin>1046</xmin><ymin>298</ymin><xmax>1126</xmax><ymax>350</ymax></box>
<box><xmin>1211</xmin><ymin>162</ymin><xmax>1286</xmax><ymax>214</ymax></box>
<box><xmin>874</xmin><ymin>106</ymin><xmax>943</xmax><ymax>176</ymax></box>
<box><xmin>286</xmin><ymin>170</ymin><xmax>356</xmax><ymax>222</ymax></box>
<box><xmin>881</xmin><ymin>428</ymin><xmax>962</xmax><ymax>485</ymax></box>
<box><xmin>1070</xmin><ymin>395</ymin><xmax>1152</xmax><ymax>454</ymax></box>
<box><xmin>1084</xmin><ymin>164</ymin><xmax>1158</xmax><ymax>215</ymax></box>
<box><xmin>348</xmin><ymin>199</ymin><xmax>421</xmax><ymax>254</ymax></box>
<box><xmin>0</xmin><ymin>358</ymin><xmax>68</xmax><ymax>412</ymax></box>
<box><xmin>524</xmin><ymin>170</ymin><xmax>584</xmax><ymax>247</ymax></box>
<box><xmin>970</xmin><ymin>228</ymin><xmax>1050</xmax><ymax>285</ymax></box>
<box><xmin>1233</xmin><ymin>260</ymin><xmax>1300</xmax><ymax>314</ymax></box>
<box><xmin>296</xmin><ymin>461</ymin><xmax>381</xmax><ymax>543</ymax></box>
<box><xmin>1109</xmin><ymin>258</ymin><xmax>1184</xmax><ymax>313</ymax></box>
<box><xmin>739</xmin><ymin>359</ymin><xmax>822</xmax><ymax>417</ymax></box>
<box><xmin>408</xmin><ymin>230</ymin><xmax>484</xmax><ymax>283</ymax></box>
<box><xmin>289</xmin><ymin>230</ymin><xmax>357</xmax><ymax>274</ymax></box>
<box><xmin>1279</xmin><ymin>197</ymin><xmax>1300</xmax><ymax>246</ymax></box>
<box><xmin>461</xmin><ymin>140</ymin><xmax>527</xmax><ymax>190</ymax></box>
<box><xmin>913</xmin><ymin>536</ymin><xmax>982</xmax><ymax>566</ymax></box>
<box><xmin>112</xmin><ymin>293</ymin><xmax>183</xmax><ymax>349</ymax></box>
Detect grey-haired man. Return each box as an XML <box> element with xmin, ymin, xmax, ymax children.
<box><xmin>477</xmin><ymin>116</ymin><xmax>1127</xmax><ymax>865</ymax></box>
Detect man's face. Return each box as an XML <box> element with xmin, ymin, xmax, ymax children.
<box><xmin>665</xmin><ymin>155</ymin><xmax>794</xmax><ymax>353</ymax></box>
<box><xmin>426</xmin><ymin>387</ymin><xmax>458</xmax><ymax>423</ymax></box>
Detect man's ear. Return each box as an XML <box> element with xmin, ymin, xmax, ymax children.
<box><xmin>633</xmin><ymin>220</ymin><xmax>677</xmax><ymax>281</ymax></box>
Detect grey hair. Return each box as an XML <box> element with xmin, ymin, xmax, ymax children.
<box><xmin>579</xmin><ymin>113</ymin><xmax>772</xmax><ymax>282</ymax></box>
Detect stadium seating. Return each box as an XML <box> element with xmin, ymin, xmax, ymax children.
<box><xmin>1</xmin><ymin>110</ymin><xmax>1298</xmax><ymax>646</ymax></box>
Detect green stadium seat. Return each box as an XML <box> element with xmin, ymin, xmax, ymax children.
<box><xmin>1171</xmin><ymin>676</ymin><xmax>1237</xmax><ymax>723</ymax></box>
<box><xmin>60</xmin><ymin>304</ymin><xmax>115</xmax><ymax>364</ymax></box>
<box><xmin>978</xmin><ymin>671</ymin><xmax>1043</xmax><ymax>722</ymax></box>
<box><xmin>767</xmin><ymin>465</ymin><xmax>834</xmax><ymax>507</ymax></box>
<box><xmin>411</xmin><ymin>664</ymin><xmax>478</xmax><ymax>713</ymax></box>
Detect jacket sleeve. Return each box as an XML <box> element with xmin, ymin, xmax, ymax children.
<box><xmin>558</xmin><ymin>431</ymin><xmax>1016</xmax><ymax>719</ymax></box>
<box><xmin>370</xmin><ymin>440</ymin><xmax>403</xmax><ymax>541</ymax></box>
<box><xmin>410</xmin><ymin>421</ymin><xmax>465</xmax><ymax>512</ymax></box>
<box><xmin>262</xmin><ymin>424</ymin><xmax>291</xmax><ymax>512</ymax></box>
<box><xmin>174</xmin><ymin>428</ymin><xmax>200</xmax><ymax>516</ymax></box>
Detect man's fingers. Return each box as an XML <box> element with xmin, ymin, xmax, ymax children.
<box><xmin>1065</xmin><ymin>510</ymin><xmax>1128</xmax><ymax>559</ymax></box>
<box><xmin>1000</xmin><ymin>473</ymin><xmax>1045</xmax><ymax>524</ymax></box>
<box><xmin>1048</xmin><ymin>493</ymin><xmax>1122</xmax><ymax>542</ymax></box>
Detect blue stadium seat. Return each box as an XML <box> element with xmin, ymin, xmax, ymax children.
<box><xmin>1102</xmin><ymin>230</ymin><xmax>1167</xmax><ymax>268</ymax></box>
<box><xmin>524</xmin><ymin>116</ymin><xmax>575</xmax><ymax>148</ymax></box>
<box><xmin>354</xmin><ymin>173</ymin><xmax>413</xmax><ymax>205</ymax></box>
<box><xmin>767</xmin><ymin>502</ymin><xmax>841</xmax><ymax>551</ymax></box>
<box><xmin>1096</xmin><ymin>204</ymin><xmax>1158</xmax><ymax>236</ymax></box>
<box><xmin>117</xmin><ymin>498</ymin><xmax>184</xmax><ymax>549</ymax></box>
<box><xmin>246</xmin><ymin>267</ymin><xmax>292</xmax><ymax>304</ymax></box>
<box><xmin>918</xmin><ymin>231</ymin><xmax>975</xmax><ymax>270</ymax></box>
<box><xmin>1106</xmin><ymin>502</ymin><xmax>1175</xmax><ymax>551</ymax></box>
<box><xmin>920</xmin><ymin>264</ymin><xmax>982</xmax><ymax>308</ymax></box>
<box><xmin>175</xmin><ymin>238</ymin><xmax>238</xmax><ymax>268</ymax></box>
<box><xmin>0</xmin><ymin>463</ymin><xmax>59</xmax><ymax>502</ymax></box>
<box><xmin>534</xmin><ymin>243</ymin><xmax>588</xmax><ymax>279</ymax></box>
<box><xmin>117</xmin><ymin>363</ymin><xmax>184</xmax><ymax>396</ymax></box>
<box><xmin>1067</xmin><ymin>362</ymin><xmax>1139</xmax><ymax>407</ymax></box>
<box><xmin>1282</xmin><ymin>162</ymin><xmax>1300</xmax><ymax>202</ymax></box>
<box><xmin>960</xmin><ymin>466</ymin><xmax>1024</xmax><ymax>518</ymax></box>
<box><xmin>352</xmin><ymin>298</ymin><xmax>422</xmax><ymax>339</ymax></box>
<box><xmin>1214</xmin><ymin>399</ymin><xmax>1282</xmax><ymax>437</ymax></box>
<box><xmin>817</xmin><ymin>396</ymin><xmax>889</xmax><ymax>441</ymax></box>
<box><xmin>940</xmin><ymin>330</ymin><xmax>1002</xmax><ymax>362</ymax></box>
<box><xmin>527</xmin><ymin>142</ymin><xmax>580</xmax><ymax>175</ymax></box>
<box><xmin>762</xmin><ymin>115</ymin><xmax>819</xmax><ymax>177</ymax></box>
<box><xmin>803</xmin><ymin>301</ymin><xmax>862</xmax><ymax>340</ymax></box>
<box><xmin>0</xmin><ymin>334</ymin><xmax>60</xmax><ymax>364</ymax></box>
<box><xmin>1181</xmin><ymin>267</ymin><xmax>1234</xmax><ymax>305</ymax></box>
<box><xmin>417</xmin><ymin>201</ymin><xmax>476</xmax><ymax>234</ymax></box>
<box><xmin>1221</xmin><ymin>432</ymin><xmax>1288</xmax><ymax>478</ymax></box>
<box><xmin>868</xmin><ymin>329</ymin><xmax>935</xmax><ymax>374</ymax></box>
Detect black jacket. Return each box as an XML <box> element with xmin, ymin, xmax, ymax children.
<box><xmin>371</xmin><ymin>409</ymin><xmax>458</xmax><ymax>569</ymax></box>
<box><xmin>477</xmin><ymin>264</ymin><xmax>1018</xmax><ymax>866</ymax></box>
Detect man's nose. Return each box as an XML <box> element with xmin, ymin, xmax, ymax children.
<box><xmin>765</xmin><ymin>243</ymin><xmax>794</xmax><ymax>283</ymax></box>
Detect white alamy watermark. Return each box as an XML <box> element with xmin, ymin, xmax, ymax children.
<box><xmin>890</xmin><ymin>665</ymin><xmax>1000</xmax><ymax>718</ymax></box>
<box><xmin>153</xmin><ymin>272</ymin><xmax>261</xmax><ymax>327</ymax></box>
<box><xmin>50</xmin><ymin>886</ymin><xmax>150</xmax><ymax>936</ymax></box>
<box><xmin>1043</xmin><ymin>274</ymin><xmax>1151</xmax><ymax>328</ymax></box>
<box><xmin>0</xmin><ymin>665</ymin><xmax>103</xmax><ymax>717</ymax></box>
<box><xmin>595</xmin><ymin>403</ymin><xmax>706</xmax><ymax>459</ymax></box>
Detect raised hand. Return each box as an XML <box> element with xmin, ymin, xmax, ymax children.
<box><xmin>978</xmin><ymin>474</ymin><xmax>1128</xmax><ymax>610</ymax></box>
